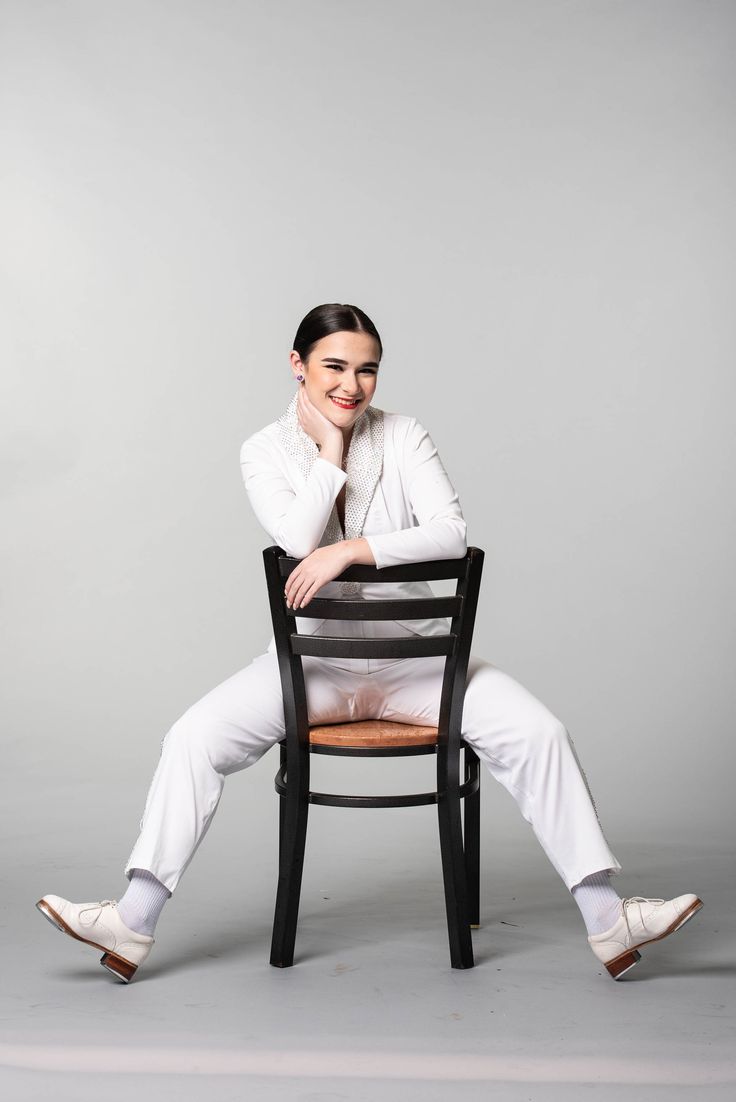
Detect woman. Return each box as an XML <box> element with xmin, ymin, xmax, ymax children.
<box><xmin>36</xmin><ymin>303</ymin><xmax>702</xmax><ymax>983</ymax></box>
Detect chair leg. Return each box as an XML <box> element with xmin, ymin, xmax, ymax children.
<box><xmin>464</xmin><ymin>747</ymin><xmax>481</xmax><ymax>928</ymax></box>
<box><xmin>270</xmin><ymin>745</ymin><xmax>310</xmax><ymax>968</ymax></box>
<box><xmin>278</xmin><ymin>746</ymin><xmax>288</xmax><ymax>865</ymax></box>
<box><xmin>437</xmin><ymin>785</ymin><xmax>474</xmax><ymax>969</ymax></box>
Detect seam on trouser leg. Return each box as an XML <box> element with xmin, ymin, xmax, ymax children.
<box><xmin>134</xmin><ymin>760</ymin><xmax>162</xmax><ymax>833</ymax></box>
<box><xmin>565</xmin><ymin>729</ymin><xmax>601</xmax><ymax>825</ymax></box>
<box><xmin>565</xmin><ymin>729</ymin><xmax>620</xmax><ymax>865</ymax></box>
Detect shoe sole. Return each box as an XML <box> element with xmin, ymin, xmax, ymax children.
<box><xmin>603</xmin><ymin>897</ymin><xmax>704</xmax><ymax>980</ymax></box>
<box><xmin>35</xmin><ymin>899</ymin><xmax>138</xmax><ymax>982</ymax></box>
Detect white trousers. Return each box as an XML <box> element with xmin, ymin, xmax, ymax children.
<box><xmin>124</xmin><ymin>652</ymin><xmax>622</xmax><ymax>895</ymax></box>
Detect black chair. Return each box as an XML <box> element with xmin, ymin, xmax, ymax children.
<box><xmin>263</xmin><ymin>545</ymin><xmax>485</xmax><ymax>969</ymax></box>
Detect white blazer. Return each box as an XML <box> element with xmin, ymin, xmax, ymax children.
<box><xmin>240</xmin><ymin>410</ymin><xmax>468</xmax><ymax>654</ymax></box>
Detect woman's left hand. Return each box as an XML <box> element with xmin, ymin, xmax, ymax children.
<box><xmin>284</xmin><ymin>543</ymin><xmax>354</xmax><ymax>609</ymax></box>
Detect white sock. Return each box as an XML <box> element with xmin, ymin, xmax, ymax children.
<box><xmin>571</xmin><ymin>870</ymin><xmax>623</xmax><ymax>935</ymax></box>
<box><xmin>117</xmin><ymin>868</ymin><xmax>171</xmax><ymax>936</ymax></box>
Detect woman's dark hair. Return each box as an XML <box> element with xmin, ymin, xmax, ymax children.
<box><xmin>293</xmin><ymin>303</ymin><xmax>383</xmax><ymax>364</ymax></box>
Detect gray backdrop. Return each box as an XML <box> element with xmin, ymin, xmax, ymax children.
<box><xmin>2</xmin><ymin>0</ymin><xmax>734</xmax><ymax>904</ymax></box>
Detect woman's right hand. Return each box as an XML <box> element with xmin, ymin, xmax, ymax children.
<box><xmin>296</xmin><ymin>384</ymin><xmax>344</xmax><ymax>460</ymax></box>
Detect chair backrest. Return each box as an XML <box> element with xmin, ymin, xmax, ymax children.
<box><xmin>263</xmin><ymin>547</ymin><xmax>485</xmax><ymax>757</ymax></box>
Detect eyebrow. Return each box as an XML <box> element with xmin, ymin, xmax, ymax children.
<box><xmin>321</xmin><ymin>358</ymin><xmax>380</xmax><ymax>369</ymax></box>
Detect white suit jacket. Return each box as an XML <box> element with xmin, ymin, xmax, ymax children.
<box><xmin>240</xmin><ymin>409</ymin><xmax>468</xmax><ymax>655</ymax></box>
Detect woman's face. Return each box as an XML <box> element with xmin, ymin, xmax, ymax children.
<box><xmin>290</xmin><ymin>330</ymin><xmax>380</xmax><ymax>430</ymax></box>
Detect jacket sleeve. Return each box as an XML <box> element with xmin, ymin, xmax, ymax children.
<box><xmin>364</xmin><ymin>418</ymin><xmax>467</xmax><ymax>569</ymax></box>
<box><xmin>240</xmin><ymin>434</ymin><xmax>347</xmax><ymax>559</ymax></box>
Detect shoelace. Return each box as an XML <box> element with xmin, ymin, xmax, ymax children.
<box><xmin>621</xmin><ymin>896</ymin><xmax>665</xmax><ymax>939</ymax></box>
<box><xmin>80</xmin><ymin>899</ymin><xmax>117</xmax><ymax>917</ymax></box>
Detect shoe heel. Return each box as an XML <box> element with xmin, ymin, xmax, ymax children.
<box><xmin>606</xmin><ymin>949</ymin><xmax>641</xmax><ymax>979</ymax></box>
<box><xmin>100</xmin><ymin>952</ymin><xmax>137</xmax><ymax>983</ymax></box>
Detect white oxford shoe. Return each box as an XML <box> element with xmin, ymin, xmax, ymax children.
<box><xmin>588</xmin><ymin>893</ymin><xmax>703</xmax><ymax>979</ymax></box>
<box><xmin>36</xmin><ymin>894</ymin><xmax>154</xmax><ymax>982</ymax></box>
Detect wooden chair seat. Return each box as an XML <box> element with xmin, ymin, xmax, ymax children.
<box><xmin>309</xmin><ymin>719</ymin><xmax>439</xmax><ymax>749</ymax></box>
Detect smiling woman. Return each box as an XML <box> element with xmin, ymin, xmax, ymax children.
<box><xmin>287</xmin><ymin>315</ymin><xmax>382</xmax><ymax>560</ymax></box>
<box><xmin>36</xmin><ymin>302</ymin><xmax>703</xmax><ymax>985</ymax></box>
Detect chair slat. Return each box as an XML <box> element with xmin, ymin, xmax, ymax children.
<box><xmin>278</xmin><ymin>556</ymin><xmax>469</xmax><ymax>582</ymax></box>
<box><xmin>291</xmin><ymin>634</ymin><xmax>455</xmax><ymax>659</ymax></box>
<box><xmin>288</xmin><ymin>596</ymin><xmax>461</xmax><ymax>621</ymax></box>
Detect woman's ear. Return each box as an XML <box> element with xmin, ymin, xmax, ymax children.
<box><xmin>288</xmin><ymin>350</ymin><xmax>305</xmax><ymax>383</ymax></box>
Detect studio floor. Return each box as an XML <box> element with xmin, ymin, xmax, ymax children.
<box><xmin>2</xmin><ymin>812</ymin><xmax>734</xmax><ymax>1102</ymax></box>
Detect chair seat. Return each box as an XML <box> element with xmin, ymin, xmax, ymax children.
<box><xmin>309</xmin><ymin>718</ymin><xmax>439</xmax><ymax>749</ymax></box>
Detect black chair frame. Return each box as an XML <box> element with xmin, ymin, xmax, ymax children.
<box><xmin>263</xmin><ymin>544</ymin><xmax>485</xmax><ymax>969</ymax></box>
